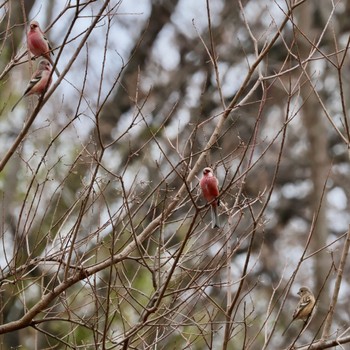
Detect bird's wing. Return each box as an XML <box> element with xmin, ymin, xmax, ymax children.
<box><xmin>43</xmin><ymin>34</ymin><xmax>54</xmax><ymax>55</ymax></box>
<box><xmin>293</xmin><ymin>295</ymin><xmax>311</xmax><ymax>319</ymax></box>
<box><xmin>23</xmin><ymin>71</ymin><xmax>43</xmax><ymax>96</ymax></box>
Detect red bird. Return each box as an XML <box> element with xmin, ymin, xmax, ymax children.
<box><xmin>27</xmin><ymin>21</ymin><xmax>60</xmax><ymax>76</ymax></box>
<box><xmin>27</xmin><ymin>21</ymin><xmax>52</xmax><ymax>60</ymax></box>
<box><xmin>11</xmin><ymin>59</ymin><xmax>52</xmax><ymax>111</ymax></box>
<box><xmin>200</xmin><ymin>167</ymin><xmax>220</xmax><ymax>228</ymax></box>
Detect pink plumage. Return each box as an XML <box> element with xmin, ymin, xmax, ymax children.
<box><xmin>27</xmin><ymin>21</ymin><xmax>52</xmax><ymax>59</ymax></box>
<box><xmin>200</xmin><ymin>167</ymin><xmax>221</xmax><ymax>228</ymax></box>
<box><xmin>11</xmin><ymin>59</ymin><xmax>52</xmax><ymax>111</ymax></box>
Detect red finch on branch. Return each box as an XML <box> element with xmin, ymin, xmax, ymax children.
<box><xmin>282</xmin><ymin>286</ymin><xmax>316</xmax><ymax>336</ymax></box>
<box><xmin>27</xmin><ymin>21</ymin><xmax>60</xmax><ymax>76</ymax></box>
<box><xmin>200</xmin><ymin>167</ymin><xmax>221</xmax><ymax>228</ymax></box>
<box><xmin>11</xmin><ymin>59</ymin><xmax>52</xmax><ymax>111</ymax></box>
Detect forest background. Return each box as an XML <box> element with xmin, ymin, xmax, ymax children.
<box><xmin>1</xmin><ymin>0</ymin><xmax>350</xmax><ymax>349</ymax></box>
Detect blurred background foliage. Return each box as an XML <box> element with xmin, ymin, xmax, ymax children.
<box><xmin>0</xmin><ymin>0</ymin><xmax>350</xmax><ymax>349</ymax></box>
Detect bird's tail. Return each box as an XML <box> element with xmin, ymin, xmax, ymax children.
<box><xmin>282</xmin><ymin>319</ymin><xmax>293</xmax><ymax>336</ymax></box>
<box><xmin>211</xmin><ymin>205</ymin><xmax>220</xmax><ymax>229</ymax></box>
<box><xmin>11</xmin><ymin>95</ymin><xmax>24</xmax><ymax>112</ymax></box>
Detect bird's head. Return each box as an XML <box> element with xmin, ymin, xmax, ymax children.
<box><xmin>30</xmin><ymin>21</ymin><xmax>40</xmax><ymax>31</ymax></box>
<box><xmin>203</xmin><ymin>167</ymin><xmax>213</xmax><ymax>176</ymax></box>
<box><xmin>38</xmin><ymin>59</ymin><xmax>51</xmax><ymax>71</ymax></box>
<box><xmin>298</xmin><ymin>286</ymin><xmax>312</xmax><ymax>297</ymax></box>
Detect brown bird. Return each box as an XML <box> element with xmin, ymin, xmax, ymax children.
<box><xmin>282</xmin><ymin>286</ymin><xmax>316</xmax><ymax>336</ymax></box>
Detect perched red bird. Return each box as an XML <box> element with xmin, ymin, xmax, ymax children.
<box><xmin>11</xmin><ymin>59</ymin><xmax>52</xmax><ymax>111</ymax></box>
<box><xmin>27</xmin><ymin>21</ymin><xmax>52</xmax><ymax>59</ymax></box>
<box><xmin>200</xmin><ymin>167</ymin><xmax>220</xmax><ymax>228</ymax></box>
<box><xmin>27</xmin><ymin>21</ymin><xmax>59</xmax><ymax>75</ymax></box>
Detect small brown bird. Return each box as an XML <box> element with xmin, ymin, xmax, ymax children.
<box><xmin>282</xmin><ymin>286</ymin><xmax>316</xmax><ymax>336</ymax></box>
